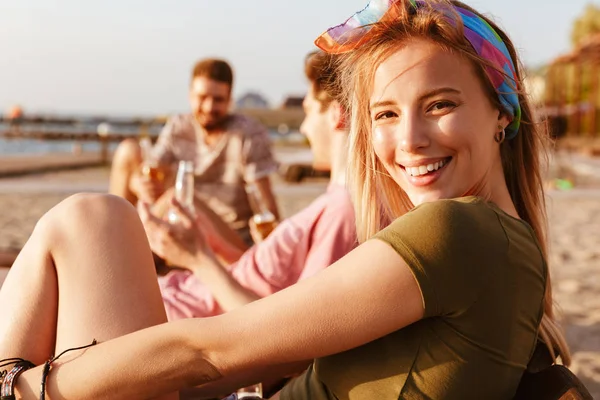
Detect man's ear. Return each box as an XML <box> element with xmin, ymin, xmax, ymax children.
<box><xmin>329</xmin><ymin>101</ymin><xmax>349</xmax><ymax>130</ymax></box>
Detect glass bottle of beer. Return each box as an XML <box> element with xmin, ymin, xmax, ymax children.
<box><xmin>168</xmin><ymin>160</ymin><xmax>195</xmax><ymax>225</ymax></box>
<box><xmin>236</xmin><ymin>382</ymin><xmax>263</xmax><ymax>399</ymax></box>
<box><xmin>139</xmin><ymin>131</ymin><xmax>165</xmax><ymax>183</ymax></box>
<box><xmin>245</xmin><ymin>183</ymin><xmax>277</xmax><ymax>240</ymax></box>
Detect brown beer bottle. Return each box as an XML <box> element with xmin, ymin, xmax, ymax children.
<box><xmin>139</xmin><ymin>134</ymin><xmax>165</xmax><ymax>183</ymax></box>
<box><xmin>245</xmin><ymin>183</ymin><xmax>277</xmax><ymax>240</ymax></box>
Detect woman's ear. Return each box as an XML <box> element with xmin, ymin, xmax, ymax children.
<box><xmin>497</xmin><ymin>110</ymin><xmax>511</xmax><ymax>131</ymax></box>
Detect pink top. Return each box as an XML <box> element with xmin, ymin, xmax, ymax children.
<box><xmin>158</xmin><ymin>184</ymin><xmax>357</xmax><ymax>320</ymax></box>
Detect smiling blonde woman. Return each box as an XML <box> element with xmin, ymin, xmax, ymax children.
<box><xmin>0</xmin><ymin>1</ymin><xmax>572</xmax><ymax>399</ymax></box>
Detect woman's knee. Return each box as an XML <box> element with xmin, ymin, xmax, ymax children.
<box><xmin>36</xmin><ymin>193</ymin><xmax>141</xmax><ymax>244</ymax></box>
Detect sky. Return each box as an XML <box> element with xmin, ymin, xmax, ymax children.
<box><xmin>0</xmin><ymin>0</ymin><xmax>596</xmax><ymax>116</ymax></box>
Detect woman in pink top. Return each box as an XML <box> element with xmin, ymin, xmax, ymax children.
<box><xmin>153</xmin><ymin>51</ymin><xmax>357</xmax><ymax>319</ymax></box>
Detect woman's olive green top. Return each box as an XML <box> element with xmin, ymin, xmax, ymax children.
<box><xmin>280</xmin><ymin>197</ymin><xmax>546</xmax><ymax>400</ymax></box>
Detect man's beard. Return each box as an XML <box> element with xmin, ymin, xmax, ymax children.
<box><xmin>196</xmin><ymin>113</ymin><xmax>228</xmax><ymax>131</ymax></box>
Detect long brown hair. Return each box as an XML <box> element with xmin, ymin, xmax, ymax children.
<box><xmin>337</xmin><ymin>0</ymin><xmax>570</xmax><ymax>365</ymax></box>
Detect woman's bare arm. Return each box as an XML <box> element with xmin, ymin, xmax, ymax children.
<box><xmin>15</xmin><ymin>320</ymin><xmax>211</xmax><ymax>399</ymax></box>
<box><xmin>193</xmin><ymin>239</ymin><xmax>424</xmax><ymax>385</ymax></box>
<box><xmin>16</xmin><ymin>239</ymin><xmax>422</xmax><ymax>399</ymax></box>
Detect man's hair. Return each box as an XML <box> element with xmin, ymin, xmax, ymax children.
<box><xmin>304</xmin><ymin>50</ymin><xmax>341</xmax><ymax>111</ymax></box>
<box><xmin>191</xmin><ymin>58</ymin><xmax>234</xmax><ymax>87</ymax></box>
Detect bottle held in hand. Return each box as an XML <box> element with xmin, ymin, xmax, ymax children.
<box><xmin>168</xmin><ymin>160</ymin><xmax>195</xmax><ymax>225</ymax></box>
<box><xmin>245</xmin><ymin>183</ymin><xmax>277</xmax><ymax>240</ymax></box>
<box><xmin>253</xmin><ymin>212</ymin><xmax>277</xmax><ymax>239</ymax></box>
<box><xmin>139</xmin><ymin>135</ymin><xmax>165</xmax><ymax>183</ymax></box>
<box><xmin>162</xmin><ymin>160</ymin><xmax>196</xmax><ymax>269</ymax></box>
<box><xmin>236</xmin><ymin>382</ymin><xmax>263</xmax><ymax>399</ymax></box>
<box><xmin>142</xmin><ymin>163</ymin><xmax>165</xmax><ymax>182</ymax></box>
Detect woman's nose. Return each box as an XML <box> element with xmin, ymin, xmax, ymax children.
<box><xmin>396</xmin><ymin>114</ymin><xmax>430</xmax><ymax>153</ymax></box>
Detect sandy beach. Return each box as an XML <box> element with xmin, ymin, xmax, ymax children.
<box><xmin>0</xmin><ymin>153</ymin><xmax>599</xmax><ymax>397</ymax></box>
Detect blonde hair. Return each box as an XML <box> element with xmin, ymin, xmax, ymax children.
<box><xmin>337</xmin><ymin>0</ymin><xmax>571</xmax><ymax>365</ymax></box>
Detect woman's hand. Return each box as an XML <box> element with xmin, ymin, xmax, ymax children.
<box><xmin>140</xmin><ymin>199</ymin><xmax>215</xmax><ymax>269</ymax></box>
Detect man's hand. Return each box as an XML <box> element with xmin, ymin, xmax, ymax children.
<box><xmin>130</xmin><ymin>170</ymin><xmax>165</xmax><ymax>203</ymax></box>
<box><xmin>248</xmin><ymin>218</ymin><xmax>264</xmax><ymax>244</ymax></box>
<box><xmin>248</xmin><ymin>217</ymin><xmax>279</xmax><ymax>244</ymax></box>
<box><xmin>139</xmin><ymin>199</ymin><xmax>215</xmax><ymax>269</ymax></box>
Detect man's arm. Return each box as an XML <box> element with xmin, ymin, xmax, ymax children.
<box><xmin>189</xmin><ymin>256</ymin><xmax>261</xmax><ymax>311</ymax></box>
<box><xmin>254</xmin><ymin>175</ymin><xmax>280</xmax><ymax>221</ymax></box>
<box><xmin>240</xmin><ymin>117</ymin><xmax>280</xmax><ymax>220</ymax></box>
<box><xmin>191</xmin><ymin>196</ymin><xmax>250</xmax><ymax>264</ymax></box>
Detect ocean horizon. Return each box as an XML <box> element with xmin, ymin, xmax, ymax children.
<box><xmin>0</xmin><ymin>125</ymin><xmax>304</xmax><ymax>156</ymax></box>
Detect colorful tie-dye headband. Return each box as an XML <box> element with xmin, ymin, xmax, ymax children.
<box><xmin>315</xmin><ymin>0</ymin><xmax>521</xmax><ymax>139</ymax></box>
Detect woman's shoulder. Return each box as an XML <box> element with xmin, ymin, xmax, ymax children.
<box><xmin>376</xmin><ymin>195</ymin><xmax>540</xmax><ymax>269</ymax></box>
<box><xmin>409</xmin><ymin>195</ymin><xmax>490</xmax><ymax>212</ymax></box>
<box><xmin>391</xmin><ymin>196</ymin><xmax>501</xmax><ymax>231</ymax></box>
<box><xmin>372</xmin><ymin>197</ymin><xmax>506</xmax><ymax>317</ymax></box>
<box><xmin>375</xmin><ymin>196</ymin><xmax>521</xmax><ymax>262</ymax></box>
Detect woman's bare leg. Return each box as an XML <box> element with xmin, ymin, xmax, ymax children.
<box><xmin>0</xmin><ymin>193</ymin><xmax>177</xmax><ymax>399</ymax></box>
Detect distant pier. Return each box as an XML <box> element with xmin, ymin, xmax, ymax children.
<box><xmin>0</xmin><ymin>107</ymin><xmax>305</xmax><ymax>141</ymax></box>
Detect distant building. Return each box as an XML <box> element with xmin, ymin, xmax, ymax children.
<box><xmin>236</xmin><ymin>92</ymin><xmax>269</xmax><ymax>109</ymax></box>
<box><xmin>544</xmin><ymin>34</ymin><xmax>600</xmax><ymax>138</ymax></box>
<box><xmin>281</xmin><ymin>96</ymin><xmax>304</xmax><ymax>109</ymax></box>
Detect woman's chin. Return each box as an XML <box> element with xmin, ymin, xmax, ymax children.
<box><xmin>407</xmin><ymin>191</ymin><xmax>451</xmax><ymax>207</ymax></box>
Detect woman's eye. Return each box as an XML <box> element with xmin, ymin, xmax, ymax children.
<box><xmin>375</xmin><ymin>111</ymin><xmax>397</xmax><ymax>120</ymax></box>
<box><xmin>429</xmin><ymin>101</ymin><xmax>455</xmax><ymax>112</ymax></box>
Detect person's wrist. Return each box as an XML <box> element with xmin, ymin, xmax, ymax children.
<box><xmin>189</xmin><ymin>249</ymin><xmax>219</xmax><ymax>273</ymax></box>
<box><xmin>198</xmin><ymin>246</ymin><xmax>216</xmax><ymax>264</ymax></box>
<box><xmin>2</xmin><ymin>360</ymin><xmax>35</xmax><ymax>399</ymax></box>
<box><xmin>206</xmin><ymin>233</ymin><xmax>227</xmax><ymax>255</ymax></box>
<box><xmin>14</xmin><ymin>367</ymin><xmax>39</xmax><ymax>400</ymax></box>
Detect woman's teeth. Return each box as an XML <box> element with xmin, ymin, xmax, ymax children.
<box><xmin>406</xmin><ymin>159</ymin><xmax>447</xmax><ymax>177</ymax></box>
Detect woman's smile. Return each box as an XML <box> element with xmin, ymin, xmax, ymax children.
<box><xmin>397</xmin><ymin>156</ymin><xmax>452</xmax><ymax>187</ymax></box>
